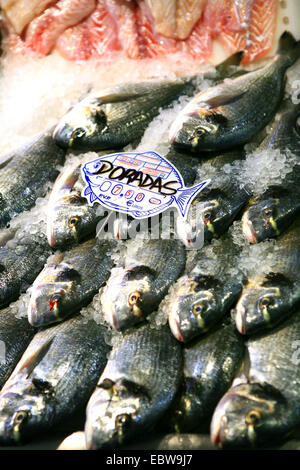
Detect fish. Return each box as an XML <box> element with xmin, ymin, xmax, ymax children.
<box><xmin>53</xmin><ymin>77</ymin><xmax>198</xmax><ymax>151</ymax></box>
<box><xmin>46</xmin><ymin>151</ymin><xmax>119</xmax><ymax>249</ymax></box>
<box><xmin>0</xmin><ymin>203</ymin><xmax>52</xmax><ymax>309</ymax></box>
<box><xmin>176</xmin><ymin>149</ymin><xmax>251</xmax><ymax>246</ymax></box>
<box><xmin>81</xmin><ymin>151</ymin><xmax>209</xmax><ymax>220</ymax></box>
<box><xmin>211</xmin><ymin>309</ymin><xmax>300</xmax><ymax>449</ymax></box>
<box><xmin>0</xmin><ymin>297</ymin><xmax>35</xmax><ymax>390</ymax></box>
<box><xmin>234</xmin><ymin>218</ymin><xmax>300</xmax><ymax>335</ymax></box>
<box><xmin>85</xmin><ymin>323</ymin><xmax>182</xmax><ymax>449</ymax></box>
<box><xmin>242</xmin><ymin>102</ymin><xmax>300</xmax><ymax>244</ymax></box>
<box><xmin>165</xmin><ymin>320</ymin><xmax>244</xmax><ymax>433</ymax></box>
<box><xmin>28</xmin><ymin>237</ymin><xmax>116</xmax><ymax>327</ymax></box>
<box><xmin>101</xmin><ymin>238</ymin><xmax>186</xmax><ymax>330</ymax></box>
<box><xmin>0</xmin><ymin>128</ymin><xmax>65</xmax><ymax>229</ymax></box>
<box><xmin>169</xmin><ymin>31</ymin><xmax>300</xmax><ymax>152</ymax></box>
<box><xmin>167</xmin><ymin>231</ymin><xmax>244</xmax><ymax>343</ymax></box>
<box><xmin>0</xmin><ymin>314</ymin><xmax>110</xmax><ymax>445</ymax></box>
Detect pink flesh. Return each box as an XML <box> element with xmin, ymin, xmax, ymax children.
<box><xmin>25</xmin><ymin>0</ymin><xmax>97</xmax><ymax>55</ymax></box>
<box><xmin>5</xmin><ymin>0</ymin><xmax>278</xmax><ymax>63</ymax></box>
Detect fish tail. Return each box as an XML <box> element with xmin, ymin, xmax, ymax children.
<box><xmin>175</xmin><ymin>180</ymin><xmax>210</xmax><ymax>219</ymax></box>
<box><xmin>277</xmin><ymin>31</ymin><xmax>300</xmax><ymax>66</ymax></box>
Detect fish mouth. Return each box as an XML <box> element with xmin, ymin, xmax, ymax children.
<box><xmin>242</xmin><ymin>212</ymin><xmax>257</xmax><ymax>244</ymax></box>
<box><xmin>52</xmin><ymin>123</ymin><xmax>73</xmax><ymax>149</ymax></box>
<box><xmin>168</xmin><ymin>312</ymin><xmax>185</xmax><ymax>342</ymax></box>
<box><xmin>235</xmin><ymin>304</ymin><xmax>246</xmax><ymax>335</ymax></box>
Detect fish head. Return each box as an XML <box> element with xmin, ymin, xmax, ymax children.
<box><xmin>242</xmin><ymin>196</ymin><xmax>293</xmax><ymax>244</ymax></box>
<box><xmin>47</xmin><ymin>194</ymin><xmax>97</xmax><ymax>248</ymax></box>
<box><xmin>211</xmin><ymin>383</ymin><xmax>290</xmax><ymax>449</ymax></box>
<box><xmin>0</xmin><ymin>388</ymin><xmax>50</xmax><ymax>445</ymax></box>
<box><xmin>170</xmin><ymin>109</ymin><xmax>226</xmax><ymax>152</ymax></box>
<box><xmin>102</xmin><ymin>266</ymin><xmax>156</xmax><ymax>330</ymax></box>
<box><xmin>28</xmin><ymin>266</ymin><xmax>81</xmax><ymax>327</ymax></box>
<box><xmin>186</xmin><ymin>187</ymin><xmax>240</xmax><ymax>242</ymax></box>
<box><xmin>168</xmin><ymin>275</ymin><xmax>222</xmax><ymax>342</ymax></box>
<box><xmin>85</xmin><ymin>378</ymin><xmax>149</xmax><ymax>450</ymax></box>
<box><xmin>53</xmin><ymin>98</ymin><xmax>109</xmax><ymax>150</ymax></box>
<box><xmin>235</xmin><ymin>275</ymin><xmax>293</xmax><ymax>335</ymax></box>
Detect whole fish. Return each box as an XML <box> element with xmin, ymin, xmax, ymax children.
<box><xmin>28</xmin><ymin>238</ymin><xmax>116</xmax><ymax>327</ymax></box>
<box><xmin>234</xmin><ymin>218</ymin><xmax>300</xmax><ymax>335</ymax></box>
<box><xmin>53</xmin><ymin>78</ymin><xmax>198</xmax><ymax>151</ymax></box>
<box><xmin>101</xmin><ymin>238</ymin><xmax>186</xmax><ymax>330</ymax></box>
<box><xmin>0</xmin><ymin>129</ymin><xmax>65</xmax><ymax>228</ymax></box>
<box><xmin>85</xmin><ymin>323</ymin><xmax>182</xmax><ymax>449</ymax></box>
<box><xmin>53</xmin><ymin>52</ymin><xmax>245</xmax><ymax>151</ymax></box>
<box><xmin>0</xmin><ymin>203</ymin><xmax>52</xmax><ymax>308</ymax></box>
<box><xmin>0</xmin><ymin>297</ymin><xmax>35</xmax><ymax>390</ymax></box>
<box><xmin>170</xmin><ymin>32</ymin><xmax>300</xmax><ymax>152</ymax></box>
<box><xmin>0</xmin><ymin>314</ymin><xmax>110</xmax><ymax>445</ymax></box>
<box><xmin>176</xmin><ymin>149</ymin><xmax>251</xmax><ymax>245</ymax></box>
<box><xmin>167</xmin><ymin>231</ymin><xmax>243</xmax><ymax>342</ymax></box>
<box><xmin>165</xmin><ymin>321</ymin><xmax>244</xmax><ymax>433</ymax></box>
<box><xmin>242</xmin><ymin>102</ymin><xmax>300</xmax><ymax>244</ymax></box>
<box><xmin>211</xmin><ymin>309</ymin><xmax>300</xmax><ymax>449</ymax></box>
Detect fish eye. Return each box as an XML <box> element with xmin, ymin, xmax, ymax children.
<box><xmin>259</xmin><ymin>297</ymin><xmax>270</xmax><ymax>308</ymax></box>
<box><xmin>263</xmin><ymin>207</ymin><xmax>274</xmax><ymax>218</ymax></box>
<box><xmin>68</xmin><ymin>216</ymin><xmax>81</xmax><ymax>228</ymax></box>
<box><xmin>71</xmin><ymin>128</ymin><xmax>86</xmax><ymax>139</ymax></box>
<box><xmin>128</xmin><ymin>291</ymin><xmax>141</xmax><ymax>306</ymax></box>
<box><xmin>245</xmin><ymin>409</ymin><xmax>261</xmax><ymax>425</ymax></box>
<box><xmin>115</xmin><ymin>413</ymin><xmax>132</xmax><ymax>428</ymax></box>
<box><xmin>195</xmin><ymin>128</ymin><xmax>205</xmax><ymax>137</ymax></box>
<box><xmin>192</xmin><ymin>303</ymin><xmax>202</xmax><ymax>316</ymax></box>
<box><xmin>13</xmin><ymin>410</ymin><xmax>30</xmax><ymax>425</ymax></box>
<box><xmin>49</xmin><ymin>293</ymin><xmax>61</xmax><ymax>310</ymax></box>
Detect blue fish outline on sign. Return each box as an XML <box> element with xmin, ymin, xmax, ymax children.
<box><xmin>81</xmin><ymin>151</ymin><xmax>210</xmax><ymax>220</ymax></box>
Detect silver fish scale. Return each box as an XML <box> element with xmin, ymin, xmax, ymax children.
<box><xmin>102</xmin><ymin>324</ymin><xmax>182</xmax><ymax>406</ymax></box>
<box><xmin>0</xmin><ymin>130</ymin><xmax>65</xmax><ymax>227</ymax></box>
<box><xmin>247</xmin><ymin>311</ymin><xmax>300</xmax><ymax>403</ymax></box>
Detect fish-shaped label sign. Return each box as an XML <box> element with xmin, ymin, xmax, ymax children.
<box><xmin>81</xmin><ymin>151</ymin><xmax>209</xmax><ymax>219</ymax></box>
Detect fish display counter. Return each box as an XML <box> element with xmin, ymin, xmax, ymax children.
<box><xmin>0</xmin><ymin>0</ymin><xmax>300</xmax><ymax>452</ymax></box>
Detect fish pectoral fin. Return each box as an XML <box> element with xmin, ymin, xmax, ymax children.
<box><xmin>16</xmin><ymin>338</ymin><xmax>54</xmax><ymax>379</ymax></box>
<box><xmin>119</xmin><ymin>379</ymin><xmax>151</xmax><ymax>401</ymax></box>
<box><xmin>31</xmin><ymin>377</ymin><xmax>55</xmax><ymax>396</ymax></box>
<box><xmin>55</xmin><ymin>267</ymin><xmax>81</xmax><ymax>283</ymax></box>
<box><xmin>205</xmin><ymin>90</ymin><xmax>247</xmax><ymax>109</ymax></box>
<box><xmin>98</xmin><ymin>91</ymin><xmax>146</xmax><ymax>104</ymax></box>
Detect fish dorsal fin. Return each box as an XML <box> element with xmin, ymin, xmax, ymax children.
<box><xmin>15</xmin><ymin>338</ymin><xmax>54</xmax><ymax>380</ymax></box>
<box><xmin>97</xmin><ymin>90</ymin><xmax>147</xmax><ymax>105</ymax></box>
<box><xmin>215</xmin><ymin>51</ymin><xmax>244</xmax><ymax>77</ymax></box>
<box><xmin>204</xmin><ymin>90</ymin><xmax>247</xmax><ymax>109</ymax></box>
